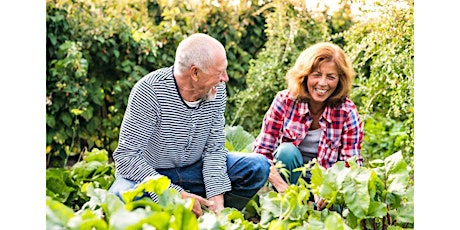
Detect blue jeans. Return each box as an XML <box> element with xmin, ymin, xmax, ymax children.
<box><xmin>108</xmin><ymin>152</ymin><xmax>270</xmax><ymax>210</ymax></box>
<box><xmin>274</xmin><ymin>142</ymin><xmax>317</xmax><ymax>203</ymax></box>
<box><xmin>273</xmin><ymin>142</ymin><xmax>305</xmax><ymax>184</ymax></box>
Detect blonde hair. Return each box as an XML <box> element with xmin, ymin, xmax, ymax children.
<box><xmin>286</xmin><ymin>42</ymin><xmax>355</xmax><ymax>107</ymax></box>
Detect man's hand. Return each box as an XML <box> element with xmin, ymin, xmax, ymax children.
<box><xmin>208</xmin><ymin>194</ymin><xmax>224</xmax><ymax>215</ymax></box>
<box><xmin>180</xmin><ymin>191</ymin><xmax>212</xmax><ymax>217</ymax></box>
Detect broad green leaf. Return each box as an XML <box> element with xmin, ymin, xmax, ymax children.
<box><xmin>324</xmin><ymin>212</ymin><xmax>352</xmax><ymax>230</ymax></box>
<box><xmin>71</xmin><ymin>161</ymin><xmax>104</xmax><ymax>179</ymax></box>
<box><xmin>143</xmin><ymin>175</ymin><xmax>171</xmax><ymax>195</ymax></box>
<box><xmin>122</xmin><ymin>175</ymin><xmax>171</xmax><ymax>202</ymax></box>
<box><xmin>306</xmin><ymin>215</ymin><xmax>326</xmax><ymax>230</ymax></box>
<box><xmin>267</xmin><ymin>219</ymin><xmax>289</xmax><ymax>230</ymax></box>
<box><xmin>46</xmin><ymin>168</ymin><xmax>75</xmax><ymax>203</ymax></box>
<box><xmin>367</xmin><ymin>201</ymin><xmax>387</xmax><ymax>217</ymax></box>
<box><xmin>169</xmin><ymin>205</ymin><xmax>199</xmax><ymax>230</ymax></box>
<box><xmin>219</xmin><ymin>208</ymin><xmax>244</xmax><ymax>224</ymax></box>
<box><xmin>342</xmin><ymin>168</ymin><xmax>371</xmax><ymax>218</ymax></box>
<box><xmin>46</xmin><ymin>115</ymin><xmax>56</xmax><ymax>128</ymax></box>
<box><xmin>284</xmin><ymin>187</ymin><xmax>309</xmax><ymax>220</ymax></box>
<box><xmin>81</xmin><ymin>106</ymin><xmax>94</xmax><ymax>121</ymax></box>
<box><xmin>46</xmin><ymin>196</ymin><xmax>75</xmax><ymax>228</ymax></box>
<box><xmin>60</xmin><ymin>112</ymin><xmax>72</xmax><ymax>127</ymax></box>
<box><xmin>367</xmin><ymin>170</ymin><xmax>381</xmax><ymax>200</ymax></box>
<box><xmin>217</xmin><ymin>208</ymin><xmax>257</xmax><ymax>229</ymax></box>
<box><xmin>130</xmin><ymin>212</ymin><xmax>171</xmax><ymax>230</ymax></box>
<box><xmin>320</xmin><ymin>162</ymin><xmax>350</xmax><ymax>202</ymax></box>
<box><xmin>109</xmin><ymin>208</ymin><xmax>150</xmax><ymax>229</ymax></box>
<box><xmin>67</xmin><ymin>209</ymin><xmax>108</xmax><ymax>230</ymax></box>
<box><xmin>384</xmin><ymin>151</ymin><xmax>409</xmax><ymax>196</ymax></box>
<box><xmin>394</xmin><ymin>186</ymin><xmax>414</xmax><ymax>224</ymax></box>
<box><xmin>259</xmin><ymin>191</ymin><xmax>280</xmax><ymax>227</ymax></box>
<box><xmin>83</xmin><ymin>183</ymin><xmax>125</xmax><ymax>220</ymax></box>
<box><xmin>310</xmin><ymin>163</ymin><xmax>325</xmax><ymax>194</ymax></box>
<box><xmin>344</xmin><ymin>209</ymin><xmax>359</xmax><ymax>229</ymax></box>
<box><xmin>125</xmin><ymin>196</ymin><xmax>161</xmax><ymax>211</ymax></box>
<box><xmin>84</xmin><ymin>148</ymin><xmax>109</xmax><ymax>163</ymax></box>
<box><xmin>225</xmin><ymin>125</ymin><xmax>255</xmax><ymax>152</ymax></box>
<box><xmin>198</xmin><ymin>213</ymin><xmax>224</xmax><ymax>230</ymax></box>
<box><xmin>158</xmin><ymin>188</ymin><xmax>192</xmax><ymax>209</ymax></box>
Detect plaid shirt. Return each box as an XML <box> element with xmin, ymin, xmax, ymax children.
<box><xmin>253</xmin><ymin>90</ymin><xmax>363</xmax><ymax>168</ymax></box>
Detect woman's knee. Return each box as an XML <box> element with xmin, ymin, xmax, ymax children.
<box><xmin>274</xmin><ymin>142</ymin><xmax>303</xmax><ymax>168</ymax></box>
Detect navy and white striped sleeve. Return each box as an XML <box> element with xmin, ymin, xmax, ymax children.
<box><xmin>112</xmin><ymin>78</ymin><xmax>184</xmax><ymax>194</ymax></box>
<box><xmin>202</xmin><ymin>84</ymin><xmax>232</xmax><ymax>198</ymax></box>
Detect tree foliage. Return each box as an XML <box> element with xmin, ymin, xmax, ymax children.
<box><xmin>344</xmin><ymin>0</ymin><xmax>414</xmax><ymax>162</ymax></box>
<box><xmin>46</xmin><ymin>0</ymin><xmax>270</xmax><ymax>167</ymax></box>
<box><xmin>228</xmin><ymin>0</ymin><xmax>333</xmax><ymax>135</ymax></box>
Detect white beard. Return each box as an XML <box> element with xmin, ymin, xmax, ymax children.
<box><xmin>203</xmin><ymin>87</ymin><xmax>217</xmax><ymax>101</ymax></box>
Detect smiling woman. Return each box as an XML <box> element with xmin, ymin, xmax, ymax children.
<box><xmin>252</xmin><ymin>41</ymin><xmax>364</xmax><ymax>210</ymax></box>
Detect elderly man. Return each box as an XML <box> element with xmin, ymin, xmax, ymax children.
<box><xmin>108</xmin><ymin>33</ymin><xmax>270</xmax><ymax>217</ymax></box>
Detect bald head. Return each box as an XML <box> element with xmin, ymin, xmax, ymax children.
<box><xmin>174</xmin><ymin>33</ymin><xmax>226</xmax><ymax>75</ymax></box>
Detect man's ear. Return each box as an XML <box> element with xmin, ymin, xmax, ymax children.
<box><xmin>190</xmin><ymin>66</ymin><xmax>199</xmax><ymax>82</ymax></box>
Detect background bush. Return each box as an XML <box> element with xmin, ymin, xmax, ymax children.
<box><xmin>46</xmin><ymin>0</ymin><xmax>269</xmax><ymax>167</ymax></box>
<box><xmin>46</xmin><ymin>0</ymin><xmax>414</xmax><ymax>170</ymax></box>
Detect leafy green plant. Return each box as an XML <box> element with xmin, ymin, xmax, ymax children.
<box><xmin>46</xmin><ymin>148</ymin><xmax>115</xmax><ymax>210</ymax></box>
<box><xmin>361</xmin><ymin>113</ymin><xmax>410</xmax><ymax>163</ymax></box>
<box><xmin>47</xmin><ymin>175</ymin><xmax>199</xmax><ymax>229</ymax></box>
<box><xmin>309</xmin><ymin>151</ymin><xmax>413</xmax><ymax>229</ymax></box>
<box><xmin>46</xmin><ymin>126</ymin><xmax>413</xmax><ymax>229</ymax></box>
<box><xmin>225</xmin><ymin>125</ymin><xmax>255</xmax><ymax>152</ymax></box>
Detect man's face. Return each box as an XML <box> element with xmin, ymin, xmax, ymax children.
<box><xmin>196</xmin><ymin>54</ymin><xmax>228</xmax><ymax>101</ymax></box>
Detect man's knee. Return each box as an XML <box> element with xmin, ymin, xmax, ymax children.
<box><xmin>252</xmin><ymin>154</ymin><xmax>270</xmax><ymax>179</ymax></box>
<box><xmin>227</xmin><ymin>152</ymin><xmax>270</xmax><ymax>186</ymax></box>
<box><xmin>108</xmin><ymin>176</ymin><xmax>138</xmax><ymax>201</ymax></box>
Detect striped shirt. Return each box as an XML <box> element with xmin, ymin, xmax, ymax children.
<box><xmin>112</xmin><ymin>66</ymin><xmax>231</xmax><ymax>199</ymax></box>
<box><xmin>253</xmin><ymin>89</ymin><xmax>364</xmax><ymax>168</ymax></box>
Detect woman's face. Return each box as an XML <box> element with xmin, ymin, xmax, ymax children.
<box><xmin>307</xmin><ymin>61</ymin><xmax>339</xmax><ymax>105</ymax></box>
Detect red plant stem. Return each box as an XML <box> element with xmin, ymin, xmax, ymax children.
<box><xmin>386</xmin><ymin>204</ymin><xmax>392</xmax><ymax>225</ymax></box>
<box><xmin>360</xmin><ymin>219</ymin><xmax>367</xmax><ymax>230</ymax></box>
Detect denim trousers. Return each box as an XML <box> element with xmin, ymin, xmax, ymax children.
<box><xmin>273</xmin><ymin>142</ymin><xmax>306</xmax><ymax>184</ymax></box>
<box><xmin>108</xmin><ymin>152</ymin><xmax>270</xmax><ymax>210</ymax></box>
<box><xmin>273</xmin><ymin>142</ymin><xmax>316</xmax><ymax>203</ymax></box>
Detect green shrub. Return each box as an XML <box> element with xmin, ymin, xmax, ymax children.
<box><xmin>46</xmin><ymin>0</ymin><xmax>269</xmax><ymax>168</ymax></box>
<box><xmin>345</xmin><ymin>0</ymin><xmax>414</xmax><ymax>160</ymax></box>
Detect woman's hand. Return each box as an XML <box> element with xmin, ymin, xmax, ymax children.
<box><xmin>314</xmin><ymin>194</ymin><xmax>327</xmax><ymax>210</ymax></box>
<box><xmin>268</xmin><ymin>161</ymin><xmax>289</xmax><ymax>193</ymax></box>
